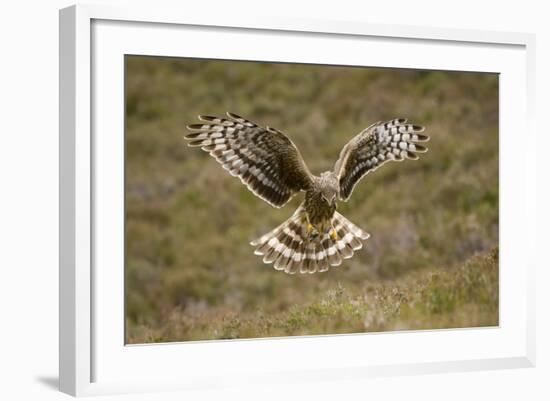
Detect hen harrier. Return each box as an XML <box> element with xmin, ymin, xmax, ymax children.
<box><xmin>185</xmin><ymin>113</ymin><xmax>429</xmax><ymax>274</ymax></box>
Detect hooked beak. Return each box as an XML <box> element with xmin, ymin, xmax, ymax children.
<box><xmin>323</xmin><ymin>195</ymin><xmax>336</xmax><ymax>205</ymax></box>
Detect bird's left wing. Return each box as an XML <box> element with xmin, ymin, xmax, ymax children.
<box><xmin>334</xmin><ymin>119</ymin><xmax>429</xmax><ymax>201</ymax></box>
<box><xmin>185</xmin><ymin>113</ymin><xmax>313</xmax><ymax>208</ymax></box>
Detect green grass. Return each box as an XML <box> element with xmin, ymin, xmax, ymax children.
<box><xmin>127</xmin><ymin>247</ymin><xmax>498</xmax><ymax>342</ymax></box>
<box><xmin>124</xmin><ymin>56</ymin><xmax>499</xmax><ymax>343</ymax></box>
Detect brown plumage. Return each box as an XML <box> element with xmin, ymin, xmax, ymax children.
<box><xmin>184</xmin><ymin>113</ymin><xmax>430</xmax><ymax>274</ymax></box>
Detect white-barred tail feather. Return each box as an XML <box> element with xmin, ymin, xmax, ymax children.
<box><xmin>251</xmin><ymin>206</ymin><xmax>369</xmax><ymax>274</ymax></box>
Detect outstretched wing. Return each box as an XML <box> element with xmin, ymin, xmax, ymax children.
<box><xmin>185</xmin><ymin>113</ymin><xmax>313</xmax><ymax>208</ymax></box>
<box><xmin>334</xmin><ymin>118</ymin><xmax>429</xmax><ymax>201</ymax></box>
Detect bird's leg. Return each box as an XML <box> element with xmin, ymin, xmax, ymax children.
<box><xmin>306</xmin><ymin>218</ymin><xmax>314</xmax><ymax>236</ymax></box>
<box><xmin>305</xmin><ymin>215</ymin><xmax>316</xmax><ymax>238</ymax></box>
<box><xmin>330</xmin><ymin>222</ymin><xmax>339</xmax><ymax>241</ymax></box>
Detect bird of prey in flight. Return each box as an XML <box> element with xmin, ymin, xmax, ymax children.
<box><xmin>185</xmin><ymin>113</ymin><xmax>429</xmax><ymax>274</ymax></box>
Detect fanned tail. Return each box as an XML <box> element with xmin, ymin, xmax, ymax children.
<box><xmin>251</xmin><ymin>206</ymin><xmax>370</xmax><ymax>274</ymax></box>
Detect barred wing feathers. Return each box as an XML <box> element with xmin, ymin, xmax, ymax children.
<box><xmin>185</xmin><ymin>113</ymin><xmax>313</xmax><ymax>208</ymax></box>
<box><xmin>334</xmin><ymin>119</ymin><xmax>429</xmax><ymax>201</ymax></box>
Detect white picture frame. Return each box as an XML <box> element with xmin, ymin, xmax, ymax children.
<box><xmin>59</xmin><ymin>3</ymin><xmax>536</xmax><ymax>397</ymax></box>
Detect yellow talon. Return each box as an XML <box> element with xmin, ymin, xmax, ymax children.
<box><xmin>307</xmin><ymin>223</ymin><xmax>314</xmax><ymax>234</ymax></box>
<box><xmin>330</xmin><ymin>229</ymin><xmax>339</xmax><ymax>241</ymax></box>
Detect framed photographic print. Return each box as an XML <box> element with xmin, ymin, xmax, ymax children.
<box><xmin>59</xmin><ymin>4</ymin><xmax>536</xmax><ymax>396</ymax></box>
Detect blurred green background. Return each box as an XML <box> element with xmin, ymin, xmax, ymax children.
<box><xmin>125</xmin><ymin>56</ymin><xmax>499</xmax><ymax>343</ymax></box>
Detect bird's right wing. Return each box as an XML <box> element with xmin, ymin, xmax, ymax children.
<box><xmin>185</xmin><ymin>113</ymin><xmax>314</xmax><ymax>208</ymax></box>
<box><xmin>334</xmin><ymin>119</ymin><xmax>429</xmax><ymax>201</ymax></box>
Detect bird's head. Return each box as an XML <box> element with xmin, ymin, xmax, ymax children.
<box><xmin>321</xmin><ymin>191</ymin><xmax>337</xmax><ymax>206</ymax></box>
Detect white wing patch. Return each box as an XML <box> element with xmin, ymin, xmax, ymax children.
<box><xmin>335</xmin><ymin>118</ymin><xmax>430</xmax><ymax>201</ymax></box>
